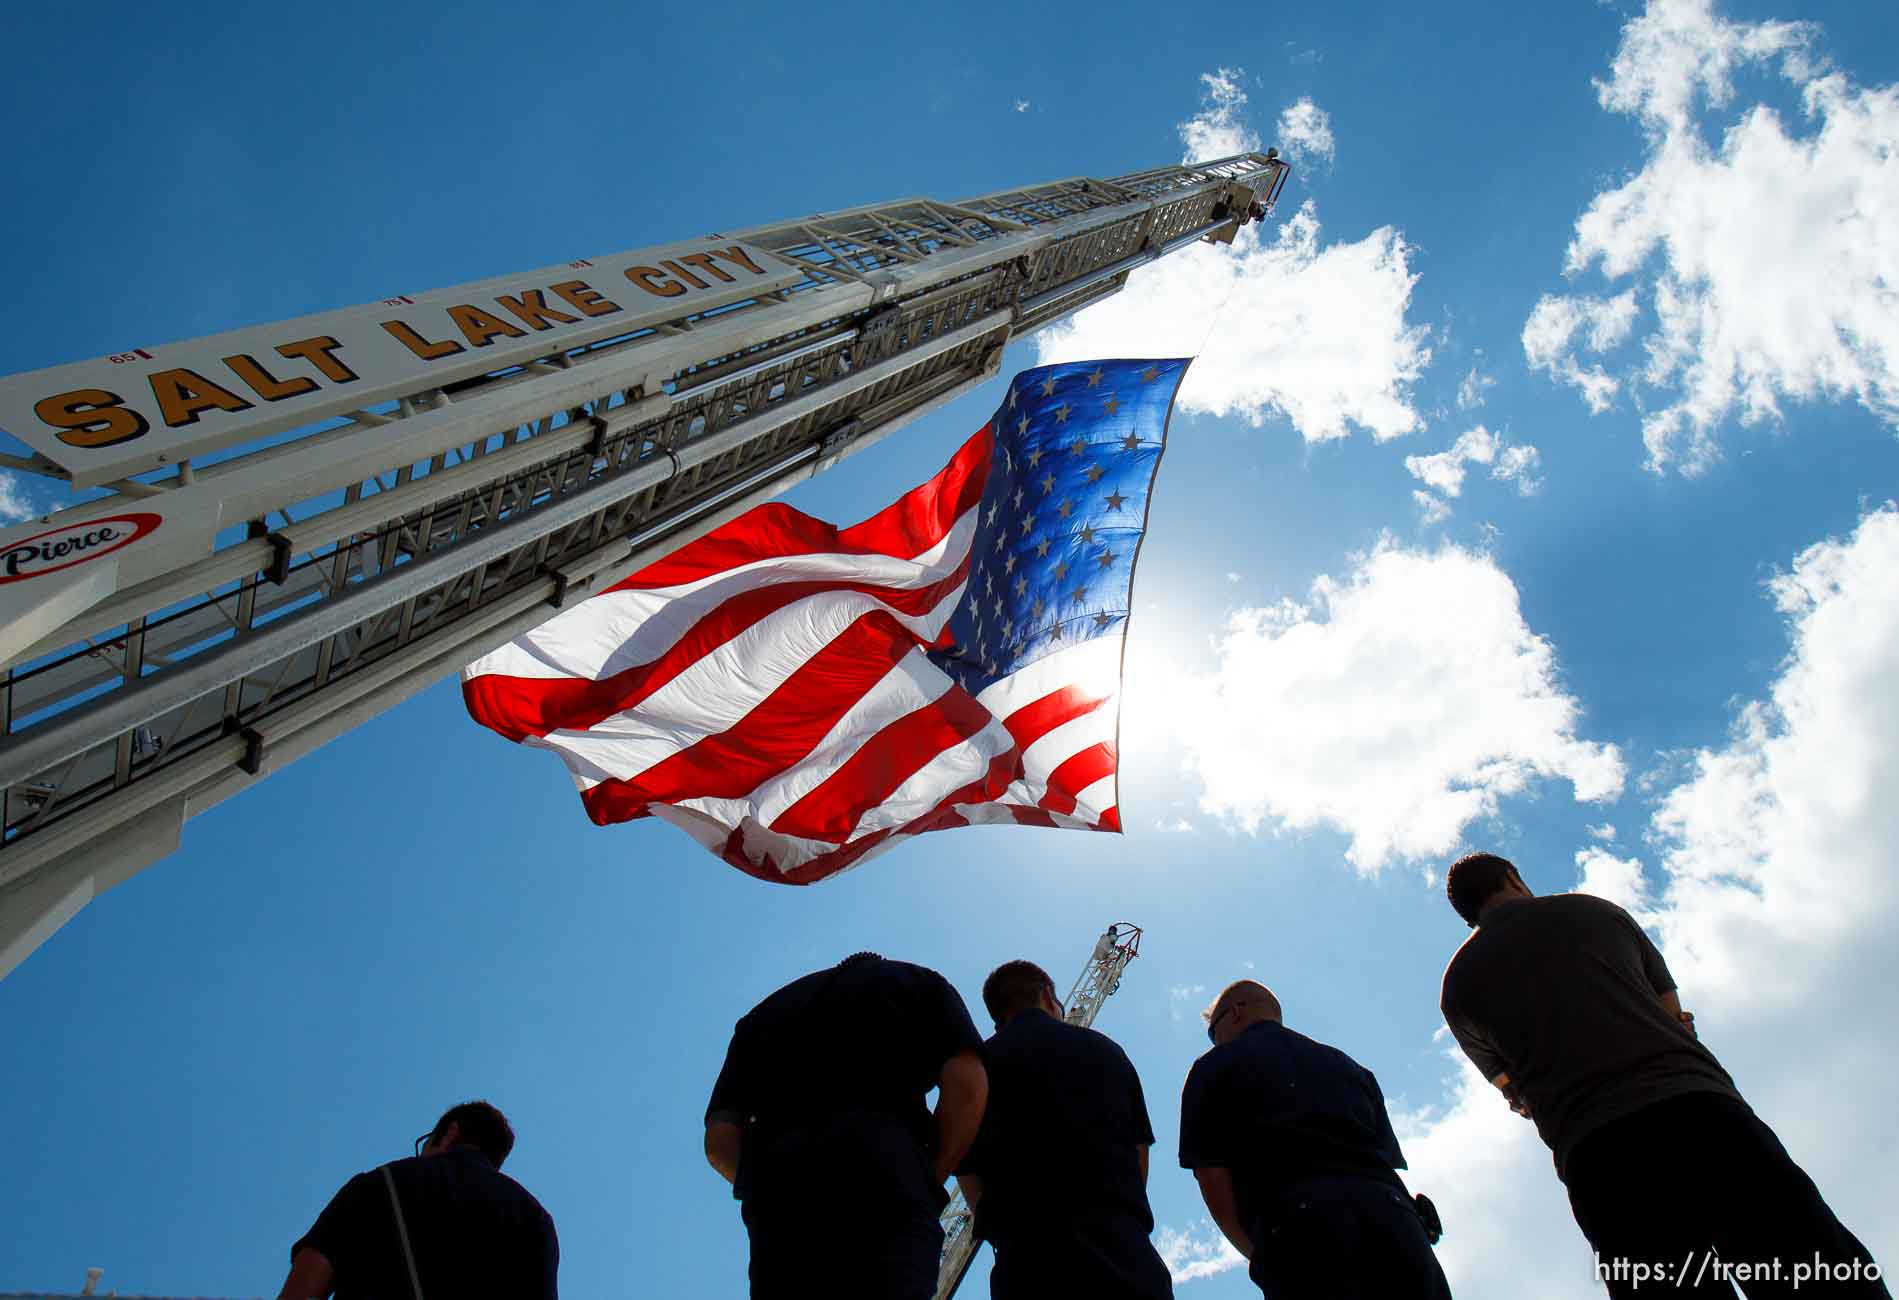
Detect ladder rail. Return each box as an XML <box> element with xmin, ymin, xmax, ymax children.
<box><xmin>0</xmin><ymin>155</ymin><xmax>1285</xmax><ymax>977</ymax></box>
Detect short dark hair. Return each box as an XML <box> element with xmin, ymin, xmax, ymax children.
<box><xmin>429</xmin><ymin>1100</ymin><xmax>515</xmax><ymax>1167</ymax></box>
<box><xmin>982</xmin><ymin>960</ymin><xmax>1055</xmax><ymax>1026</ymax></box>
<box><xmin>1446</xmin><ymin>853</ymin><xmax>1520</xmax><ymax>926</ymax></box>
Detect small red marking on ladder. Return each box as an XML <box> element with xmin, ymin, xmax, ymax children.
<box><xmin>569</xmin><ymin>258</ymin><xmax>593</xmax><ymax>268</ymax></box>
<box><xmin>134</xmin><ymin>348</ymin><xmax>153</xmax><ymax>360</ymax></box>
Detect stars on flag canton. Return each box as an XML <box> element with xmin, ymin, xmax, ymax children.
<box><xmin>931</xmin><ymin>359</ymin><xmax>1187</xmax><ymax>696</ymax></box>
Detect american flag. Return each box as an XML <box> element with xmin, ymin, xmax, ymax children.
<box><xmin>461</xmin><ymin>358</ymin><xmax>1188</xmax><ymax>884</ymax></box>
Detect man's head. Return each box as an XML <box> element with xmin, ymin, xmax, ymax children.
<box><xmin>1203</xmin><ymin>979</ymin><xmax>1283</xmax><ymax>1047</ymax></box>
<box><xmin>420</xmin><ymin>1100</ymin><xmax>515</xmax><ymax>1168</ymax></box>
<box><xmin>982</xmin><ymin>959</ymin><xmax>1062</xmax><ymax>1028</ymax></box>
<box><xmin>1445</xmin><ymin>852</ymin><xmax>1534</xmax><ymax>927</ymax></box>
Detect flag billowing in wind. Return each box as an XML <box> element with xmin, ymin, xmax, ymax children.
<box><xmin>462</xmin><ymin>358</ymin><xmax>1188</xmax><ymax>884</ymax></box>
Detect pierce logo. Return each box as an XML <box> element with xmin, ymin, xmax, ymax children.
<box><xmin>0</xmin><ymin>513</ymin><xmax>162</xmax><ymax>584</ymax></box>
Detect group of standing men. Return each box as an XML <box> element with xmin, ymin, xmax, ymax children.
<box><xmin>700</xmin><ymin>853</ymin><xmax>1888</xmax><ymax>1300</ymax></box>
<box><xmin>272</xmin><ymin>851</ymin><xmax>1887</xmax><ymax>1298</ymax></box>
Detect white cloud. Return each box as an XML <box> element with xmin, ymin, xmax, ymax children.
<box><xmin>1521</xmin><ymin>292</ymin><xmax>1638</xmax><ymax>414</ymax></box>
<box><xmin>1529</xmin><ymin>0</ymin><xmax>1899</xmax><ymax>473</ymax></box>
<box><xmin>0</xmin><ymin>472</ymin><xmax>36</xmax><ymax>525</ymax></box>
<box><xmin>1573</xmin><ymin>846</ymin><xmax>1655</xmax><ymax>918</ymax></box>
<box><xmin>1275</xmin><ymin>97</ymin><xmax>1335</xmax><ymax>165</ymax></box>
<box><xmin>1155</xmin><ymin>1217</ymin><xmax>1247</xmax><ymax>1284</ymax></box>
<box><xmin>1402</xmin><ymin>504</ymin><xmax>1899</xmax><ymax>1293</ymax></box>
<box><xmin>1035</xmin><ymin>74</ymin><xmax>1431</xmax><ymax>444</ymax></box>
<box><xmin>1011</xmin><ymin>98</ymin><xmax>1030</xmax><ymax>113</ymax></box>
<box><xmin>1406</xmin><ymin>427</ymin><xmax>1495</xmax><ymax>496</ymax></box>
<box><xmin>1168</xmin><ymin>982</ymin><xmax>1209</xmax><ymax>1022</ymax></box>
<box><xmin>1587</xmin><ymin>821</ymin><xmax>1618</xmax><ymax>841</ymax></box>
<box><xmin>1456</xmin><ymin>363</ymin><xmax>1495</xmax><ymax>411</ymax></box>
<box><xmin>1405</xmin><ymin>426</ymin><xmax>1543</xmax><ymax>522</ymax></box>
<box><xmin>1493</xmin><ymin>444</ymin><xmax>1542</xmax><ymax>489</ymax></box>
<box><xmin>1650</xmin><ymin>507</ymin><xmax>1899</xmax><ymax>1060</ymax></box>
<box><xmin>1174</xmin><ymin>541</ymin><xmax>1624</xmax><ymax>871</ymax></box>
<box><xmin>1413</xmin><ymin>490</ymin><xmax>1453</xmax><ymax>527</ymax></box>
<box><xmin>1155</xmin><ymin>817</ymin><xmax>1198</xmax><ymax>834</ymax></box>
<box><xmin>1178</xmin><ymin>68</ymin><xmax>1259</xmax><ymax>162</ymax></box>
<box><xmin>1395</xmin><ymin>1062</ymin><xmax>1601</xmax><ymax>1300</ymax></box>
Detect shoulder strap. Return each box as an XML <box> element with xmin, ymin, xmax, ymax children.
<box><xmin>381</xmin><ymin>1163</ymin><xmax>426</xmax><ymax>1300</ymax></box>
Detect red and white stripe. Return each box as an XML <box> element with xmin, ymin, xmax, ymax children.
<box><xmin>462</xmin><ymin>426</ymin><xmax>1121</xmax><ymax>884</ymax></box>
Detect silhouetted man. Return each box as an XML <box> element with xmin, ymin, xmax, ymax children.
<box><xmin>704</xmin><ymin>951</ymin><xmax>988</xmax><ymax>1299</ymax></box>
<box><xmin>955</xmin><ymin>958</ymin><xmax>1172</xmax><ymax>1299</ymax></box>
<box><xmin>280</xmin><ymin>1099</ymin><xmax>557</xmax><ymax>1299</ymax></box>
<box><xmin>1441</xmin><ymin>852</ymin><xmax>1887</xmax><ymax>1298</ymax></box>
<box><xmin>1179</xmin><ymin>980</ymin><xmax>1449</xmax><ymax>1300</ymax></box>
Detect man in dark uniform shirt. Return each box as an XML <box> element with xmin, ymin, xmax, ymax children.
<box><xmin>1441</xmin><ymin>852</ymin><xmax>1887</xmax><ymax>1298</ymax></box>
<box><xmin>279</xmin><ymin>1099</ymin><xmax>558</xmax><ymax>1299</ymax></box>
<box><xmin>955</xmin><ymin>958</ymin><xmax>1172</xmax><ymax>1299</ymax></box>
<box><xmin>1179</xmin><ymin>980</ymin><xmax>1449</xmax><ymax>1300</ymax></box>
<box><xmin>704</xmin><ymin>951</ymin><xmax>988</xmax><ymax>1300</ymax></box>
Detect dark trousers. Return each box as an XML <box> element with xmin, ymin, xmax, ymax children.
<box><xmin>1246</xmin><ymin>1176</ymin><xmax>1451</xmax><ymax>1300</ymax></box>
<box><xmin>1566</xmin><ymin>1092</ymin><xmax>1889</xmax><ymax>1298</ymax></box>
<box><xmin>990</xmin><ymin>1213</ymin><xmax>1174</xmax><ymax>1300</ymax></box>
<box><xmin>739</xmin><ymin>1114</ymin><xmax>946</xmax><ymax>1300</ymax></box>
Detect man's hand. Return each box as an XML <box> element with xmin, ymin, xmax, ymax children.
<box><xmin>1192</xmin><ymin>1167</ymin><xmax>1254</xmax><ymax>1261</ymax></box>
<box><xmin>956</xmin><ymin>1174</ymin><xmax>985</xmax><ymax>1209</ymax></box>
<box><xmin>933</xmin><ymin>1048</ymin><xmax>988</xmax><ymax>1185</ymax></box>
<box><xmin>1491</xmin><ymin>1071</ymin><xmax>1532</xmax><ymax>1119</ymax></box>
<box><xmin>705</xmin><ymin>1120</ymin><xmax>743</xmax><ymax>1186</ymax></box>
<box><xmin>1659</xmin><ymin>990</ymin><xmax>1698</xmax><ymax>1040</ymax></box>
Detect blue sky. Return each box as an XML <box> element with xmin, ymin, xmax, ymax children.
<box><xmin>3</xmin><ymin>1</ymin><xmax>1898</xmax><ymax>1296</ymax></box>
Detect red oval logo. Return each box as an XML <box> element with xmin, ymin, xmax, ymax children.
<box><xmin>0</xmin><ymin>512</ymin><xmax>162</xmax><ymax>584</ymax></box>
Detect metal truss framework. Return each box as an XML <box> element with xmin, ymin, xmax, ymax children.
<box><xmin>933</xmin><ymin>922</ymin><xmax>1144</xmax><ymax>1299</ymax></box>
<box><xmin>0</xmin><ymin>155</ymin><xmax>1286</xmax><ymax>977</ymax></box>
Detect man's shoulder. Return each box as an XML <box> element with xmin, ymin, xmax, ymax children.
<box><xmin>498</xmin><ymin>1171</ymin><xmax>558</xmax><ymax>1226</ymax></box>
<box><xmin>1443</xmin><ymin>894</ymin><xmax>1632</xmax><ymax>989</ymax></box>
<box><xmin>821</xmin><ymin>956</ymin><xmax>953</xmax><ymax>1004</ymax></box>
<box><xmin>329</xmin><ymin>1165</ymin><xmax>387</xmax><ymax>1205</ymax></box>
<box><xmin>1275</xmin><ymin>1023</ymin><xmax>1369</xmax><ymax>1073</ymax></box>
<box><xmin>1039</xmin><ymin>1015</ymin><xmax>1133</xmax><ymax>1064</ymax></box>
<box><xmin>1441</xmin><ymin>924</ymin><xmax>1488</xmax><ymax>996</ymax></box>
<box><xmin>876</xmin><ymin>957</ymin><xmax>959</xmax><ymax>996</ymax></box>
<box><xmin>1506</xmin><ymin>891</ymin><xmax>1634</xmax><ymax>940</ymax></box>
<box><xmin>1183</xmin><ymin>1041</ymin><xmax>1231</xmax><ymax>1090</ymax></box>
<box><xmin>1560</xmin><ymin>891</ymin><xmax>1640</xmax><ymax>925</ymax></box>
<box><xmin>740</xmin><ymin>969</ymin><xmax>823</xmax><ymax>1024</ymax></box>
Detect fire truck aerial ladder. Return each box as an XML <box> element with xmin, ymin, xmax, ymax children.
<box><xmin>934</xmin><ymin>921</ymin><xmax>1144</xmax><ymax>1299</ymax></box>
<box><xmin>0</xmin><ymin>155</ymin><xmax>1287</xmax><ymax>979</ymax></box>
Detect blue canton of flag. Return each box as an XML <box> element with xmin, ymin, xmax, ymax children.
<box><xmin>930</xmin><ymin>358</ymin><xmax>1189</xmax><ymax>695</ymax></box>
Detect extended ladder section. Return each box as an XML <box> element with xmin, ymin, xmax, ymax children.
<box><xmin>0</xmin><ymin>156</ymin><xmax>1286</xmax><ymax>977</ymax></box>
<box><xmin>933</xmin><ymin>922</ymin><xmax>1144</xmax><ymax>1299</ymax></box>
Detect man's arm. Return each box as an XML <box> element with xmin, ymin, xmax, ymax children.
<box><xmin>956</xmin><ymin>1174</ymin><xmax>986</xmax><ymax>1209</ymax></box>
<box><xmin>1136</xmin><ymin>1143</ymin><xmax>1150</xmax><ymax>1186</ymax></box>
<box><xmin>703</xmin><ymin>1021</ymin><xmax>752</xmax><ymax>1188</ymax></box>
<box><xmin>542</xmin><ymin>1211</ymin><xmax>560</xmax><ymax>1300</ymax></box>
<box><xmin>278</xmin><ymin>1247</ymin><xmax>334</xmax><ymax>1300</ymax></box>
<box><xmin>1443</xmin><ymin>1001</ymin><xmax>1523</xmax><ymax>1118</ymax></box>
<box><xmin>933</xmin><ymin>1047</ymin><xmax>988</xmax><ymax>1185</ymax></box>
<box><xmin>704</xmin><ymin>1120</ymin><xmax>743</xmax><ymax>1185</ymax></box>
<box><xmin>1192</xmin><ymin>1167</ymin><xmax>1254</xmax><ymax>1261</ymax></box>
